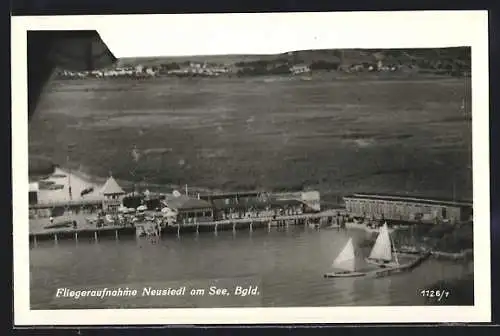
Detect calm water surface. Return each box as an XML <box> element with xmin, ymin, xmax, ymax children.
<box><xmin>30</xmin><ymin>227</ymin><xmax>472</xmax><ymax>308</ymax></box>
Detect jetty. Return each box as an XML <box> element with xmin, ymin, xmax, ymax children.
<box><xmin>370</xmin><ymin>252</ymin><xmax>432</xmax><ymax>278</ymax></box>
<box><xmin>30</xmin><ymin>225</ymin><xmax>136</xmax><ymax>244</ymax></box>
<box><xmin>29</xmin><ymin>209</ymin><xmax>342</xmax><ymax>244</ymax></box>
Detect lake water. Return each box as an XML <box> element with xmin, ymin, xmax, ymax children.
<box><xmin>30</xmin><ymin>226</ymin><xmax>473</xmax><ymax>308</ymax></box>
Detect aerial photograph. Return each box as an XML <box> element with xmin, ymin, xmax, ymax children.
<box><xmin>28</xmin><ymin>36</ymin><xmax>473</xmax><ymax>309</ymax></box>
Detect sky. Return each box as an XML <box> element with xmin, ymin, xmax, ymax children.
<box><xmin>87</xmin><ymin>11</ymin><xmax>479</xmax><ymax>58</ymax></box>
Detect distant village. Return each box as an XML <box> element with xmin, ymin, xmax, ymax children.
<box><xmin>54</xmin><ymin>58</ymin><xmax>470</xmax><ymax>80</ymax></box>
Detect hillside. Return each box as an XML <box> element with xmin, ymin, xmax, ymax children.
<box><xmin>117</xmin><ymin>47</ymin><xmax>470</xmax><ymax>70</ymax></box>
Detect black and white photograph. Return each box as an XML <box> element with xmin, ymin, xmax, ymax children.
<box><xmin>12</xmin><ymin>11</ymin><xmax>490</xmax><ymax>325</ymax></box>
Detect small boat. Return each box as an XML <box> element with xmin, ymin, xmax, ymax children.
<box><xmin>397</xmin><ymin>245</ymin><xmax>425</xmax><ymax>255</ymax></box>
<box><xmin>44</xmin><ymin>221</ymin><xmax>73</xmax><ymax>229</ymax></box>
<box><xmin>324</xmin><ymin>238</ymin><xmax>367</xmax><ymax>278</ymax></box>
<box><xmin>365</xmin><ymin>222</ymin><xmax>400</xmax><ymax>268</ymax></box>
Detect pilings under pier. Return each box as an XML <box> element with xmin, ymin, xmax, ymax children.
<box><xmin>30</xmin><ymin>211</ymin><xmax>340</xmax><ymax>244</ymax></box>
<box><xmin>29</xmin><ymin>226</ymin><xmax>137</xmax><ymax>245</ymax></box>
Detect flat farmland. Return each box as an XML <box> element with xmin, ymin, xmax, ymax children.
<box><xmin>29</xmin><ymin>74</ymin><xmax>472</xmax><ymax>201</ymax></box>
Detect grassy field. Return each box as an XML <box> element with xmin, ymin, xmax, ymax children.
<box><xmin>29</xmin><ymin>74</ymin><xmax>472</xmax><ymax>202</ymax></box>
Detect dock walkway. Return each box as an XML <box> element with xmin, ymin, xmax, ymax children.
<box><xmin>29</xmin><ymin>209</ymin><xmax>343</xmax><ymax>243</ymax></box>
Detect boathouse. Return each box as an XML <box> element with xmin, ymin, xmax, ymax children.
<box><xmin>164</xmin><ymin>195</ymin><xmax>213</xmax><ymax>225</ymax></box>
<box><xmin>210</xmin><ymin>197</ymin><xmax>307</xmax><ymax>221</ymax></box>
<box><xmin>343</xmin><ymin>193</ymin><xmax>473</xmax><ymax>224</ymax></box>
<box><xmin>100</xmin><ymin>175</ymin><xmax>126</xmax><ymax>212</ymax></box>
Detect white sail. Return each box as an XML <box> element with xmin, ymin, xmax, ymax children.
<box><xmin>333</xmin><ymin>238</ymin><xmax>356</xmax><ymax>272</ymax></box>
<box><xmin>368</xmin><ymin>223</ymin><xmax>393</xmax><ymax>261</ymax></box>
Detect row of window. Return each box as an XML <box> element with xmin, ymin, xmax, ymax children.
<box><xmin>346</xmin><ymin>199</ymin><xmax>462</xmax><ymax>220</ymax></box>
<box><xmin>348</xmin><ymin>199</ymin><xmax>437</xmax><ymax>212</ymax></box>
<box><xmin>178</xmin><ymin>211</ymin><xmax>213</xmax><ymax>219</ymax></box>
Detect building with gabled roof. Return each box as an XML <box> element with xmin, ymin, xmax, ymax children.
<box><xmin>100</xmin><ymin>176</ymin><xmax>125</xmax><ymax>197</ymax></box>
<box><xmin>100</xmin><ymin>175</ymin><xmax>126</xmax><ymax>212</ymax></box>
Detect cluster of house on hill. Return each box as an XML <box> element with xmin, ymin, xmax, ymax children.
<box><xmin>55</xmin><ymin>62</ymin><xmax>234</xmax><ymax>79</ymax></box>
<box><xmin>55</xmin><ymin>62</ymin><xmax>312</xmax><ymax>79</ymax></box>
<box><xmin>56</xmin><ymin>65</ymin><xmax>158</xmax><ymax>79</ymax></box>
<box><xmin>166</xmin><ymin>62</ymin><xmax>231</xmax><ymax>77</ymax></box>
<box><xmin>54</xmin><ymin>57</ymin><xmax>465</xmax><ymax>80</ymax></box>
<box><xmin>340</xmin><ymin>60</ymin><xmax>401</xmax><ymax>73</ymax></box>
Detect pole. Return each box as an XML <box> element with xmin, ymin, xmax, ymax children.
<box><xmin>67</xmin><ymin>154</ymin><xmax>72</xmax><ymax>200</ymax></box>
<box><xmin>453</xmin><ymin>176</ymin><xmax>456</xmax><ymax>201</ymax></box>
<box><xmin>390</xmin><ymin>234</ymin><xmax>399</xmax><ymax>266</ymax></box>
<box><xmin>67</xmin><ymin>143</ymin><xmax>75</xmax><ymax>200</ymax></box>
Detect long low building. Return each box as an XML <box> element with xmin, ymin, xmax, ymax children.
<box><xmin>343</xmin><ymin>193</ymin><xmax>473</xmax><ymax>224</ymax></box>
<box><xmin>199</xmin><ymin>190</ymin><xmax>320</xmax><ymax>221</ymax></box>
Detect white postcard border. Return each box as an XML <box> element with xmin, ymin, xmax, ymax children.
<box><xmin>12</xmin><ymin>11</ymin><xmax>491</xmax><ymax>325</ymax></box>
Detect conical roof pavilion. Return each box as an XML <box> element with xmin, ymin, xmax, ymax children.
<box><xmin>100</xmin><ymin>175</ymin><xmax>125</xmax><ymax>195</ymax></box>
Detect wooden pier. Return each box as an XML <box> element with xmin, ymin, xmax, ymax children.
<box><xmin>29</xmin><ymin>226</ymin><xmax>136</xmax><ymax>244</ymax></box>
<box><xmin>29</xmin><ymin>210</ymin><xmax>342</xmax><ymax>244</ymax></box>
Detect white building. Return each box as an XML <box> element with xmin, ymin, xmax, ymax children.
<box><xmin>290</xmin><ymin>64</ymin><xmax>311</xmax><ymax>75</ymax></box>
<box><xmin>135</xmin><ymin>65</ymin><xmax>144</xmax><ymax>74</ymax></box>
<box><xmin>100</xmin><ymin>175</ymin><xmax>126</xmax><ymax>211</ymax></box>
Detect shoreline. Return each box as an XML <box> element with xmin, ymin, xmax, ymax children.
<box><xmin>430</xmin><ymin>249</ymin><xmax>473</xmax><ymax>261</ymax></box>
<box><xmin>51</xmin><ymin>71</ymin><xmax>470</xmax><ymax>82</ymax></box>
<box><xmin>38</xmin><ymin>165</ymin><xmax>473</xmax><ymax>204</ymax></box>
<box><xmin>53</xmin><ymin>165</ymin><xmax>219</xmax><ymax>196</ymax></box>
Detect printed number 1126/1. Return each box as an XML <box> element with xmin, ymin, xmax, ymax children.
<box><xmin>420</xmin><ymin>289</ymin><xmax>450</xmax><ymax>301</ymax></box>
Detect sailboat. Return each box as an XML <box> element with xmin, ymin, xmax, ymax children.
<box><xmin>324</xmin><ymin>238</ymin><xmax>367</xmax><ymax>278</ymax></box>
<box><xmin>365</xmin><ymin>222</ymin><xmax>400</xmax><ymax>268</ymax></box>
